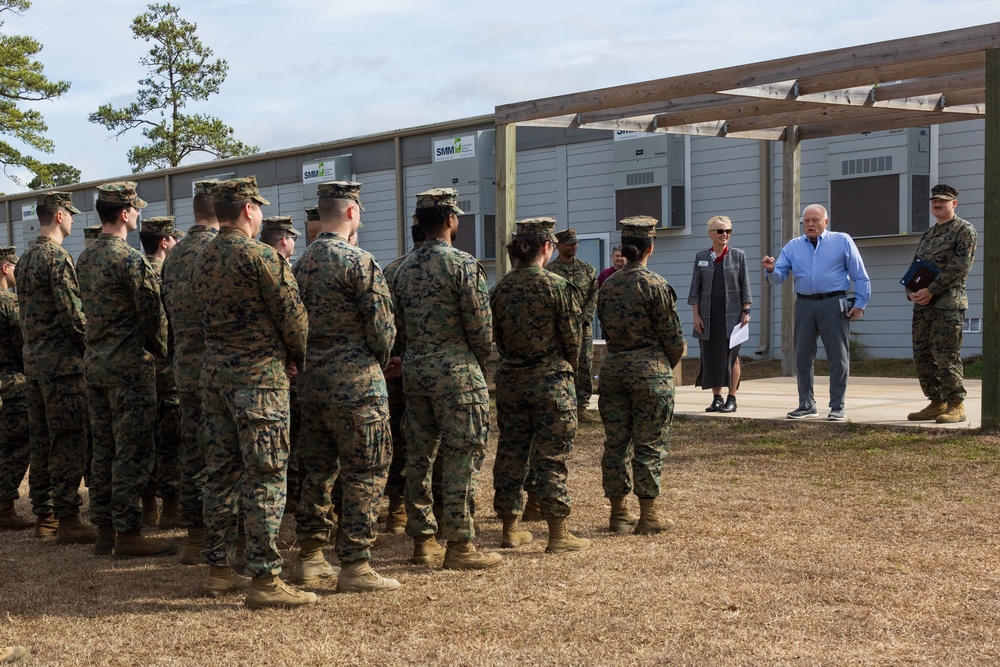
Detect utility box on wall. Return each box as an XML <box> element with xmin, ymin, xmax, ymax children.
<box><xmin>431</xmin><ymin>130</ymin><xmax>496</xmax><ymax>259</ymax></box>
<box><xmin>612</xmin><ymin>131</ymin><xmax>686</xmax><ymax>229</ymax></box>
<box><xmin>827</xmin><ymin>127</ymin><xmax>931</xmax><ymax>238</ymax></box>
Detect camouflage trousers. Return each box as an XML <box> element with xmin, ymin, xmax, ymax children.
<box><xmin>26</xmin><ymin>375</ymin><xmax>88</xmax><ymax>519</ymax></box>
<box><xmin>286</xmin><ymin>391</ymin><xmax>302</xmax><ymax>508</ymax></box>
<box><xmin>403</xmin><ymin>392</ymin><xmax>489</xmax><ymax>543</ymax></box>
<box><xmin>296</xmin><ymin>397</ymin><xmax>391</xmax><ymax>564</ymax></box>
<box><xmin>143</xmin><ymin>392</ymin><xmax>180</xmax><ymax>501</ymax></box>
<box><xmin>493</xmin><ymin>369</ymin><xmax>577</xmax><ymax>519</ymax></box>
<box><xmin>0</xmin><ymin>399</ymin><xmax>29</xmax><ymax>502</ymax></box>
<box><xmin>387</xmin><ymin>377</ymin><xmax>445</xmax><ymax>509</ymax></box>
<box><xmin>598</xmin><ymin>370</ymin><xmax>674</xmax><ymax>499</ymax></box>
<box><xmin>177</xmin><ymin>390</ymin><xmax>208</xmax><ymax>528</ymax></box>
<box><xmin>575</xmin><ymin>323</ymin><xmax>594</xmax><ymax>407</ymax></box>
<box><xmin>912</xmin><ymin>307</ymin><xmax>966</xmax><ymax>404</ymax></box>
<box><xmin>201</xmin><ymin>387</ymin><xmax>290</xmax><ymax>578</ymax></box>
<box><xmin>87</xmin><ymin>383</ymin><xmax>157</xmax><ymax>533</ymax></box>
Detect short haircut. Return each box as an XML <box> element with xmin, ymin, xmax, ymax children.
<box><xmin>411</xmin><ymin>224</ymin><xmax>427</xmax><ymax>244</ymax></box>
<box><xmin>317</xmin><ymin>198</ymin><xmax>353</xmax><ymax>221</ymax></box>
<box><xmin>95</xmin><ymin>200</ymin><xmax>129</xmax><ymax>225</ymax></box>
<box><xmin>259</xmin><ymin>228</ymin><xmax>287</xmax><ymax>248</ymax></box>
<box><xmin>36</xmin><ymin>205</ymin><xmax>59</xmax><ymax>226</ymax></box>
<box><xmin>214</xmin><ymin>198</ymin><xmax>253</xmax><ymax>224</ymax></box>
<box><xmin>803</xmin><ymin>204</ymin><xmax>828</xmax><ymax>220</ymax></box>
<box><xmin>706</xmin><ymin>215</ymin><xmax>732</xmax><ymax>231</ymax></box>
<box><xmin>139</xmin><ymin>231</ymin><xmax>169</xmax><ymax>255</ymax></box>
<box><xmin>611</xmin><ymin>244</ymin><xmax>622</xmax><ymax>254</ymax></box>
<box><xmin>193</xmin><ymin>193</ymin><xmax>216</xmax><ymax>222</ymax></box>
<box><xmin>414</xmin><ymin>206</ymin><xmax>450</xmax><ymax>231</ymax></box>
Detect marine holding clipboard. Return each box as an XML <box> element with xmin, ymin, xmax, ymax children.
<box><xmin>905</xmin><ymin>184</ymin><xmax>978</xmax><ymax>424</ymax></box>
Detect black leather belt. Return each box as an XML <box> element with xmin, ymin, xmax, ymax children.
<box><xmin>796</xmin><ymin>291</ymin><xmax>846</xmax><ymax>300</ymax></box>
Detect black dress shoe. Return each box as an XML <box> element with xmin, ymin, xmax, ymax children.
<box><xmin>705</xmin><ymin>395</ymin><xmax>724</xmax><ymax>412</ymax></box>
<box><xmin>718</xmin><ymin>396</ymin><xmax>737</xmax><ymax>413</ymax></box>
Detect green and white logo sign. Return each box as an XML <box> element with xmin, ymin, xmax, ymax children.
<box><xmin>303</xmin><ymin>160</ymin><xmax>332</xmax><ymax>184</ymax></box>
<box><xmin>433</xmin><ymin>134</ymin><xmax>476</xmax><ymax>162</ymax></box>
<box><xmin>21</xmin><ymin>204</ymin><xmax>37</xmax><ymax>221</ymax></box>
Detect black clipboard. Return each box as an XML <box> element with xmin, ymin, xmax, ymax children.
<box><xmin>901</xmin><ymin>258</ymin><xmax>940</xmax><ymax>292</ymax></box>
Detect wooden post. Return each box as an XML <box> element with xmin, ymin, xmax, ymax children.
<box><xmin>495</xmin><ymin>123</ymin><xmax>516</xmax><ymax>279</ymax></box>
<box><xmin>982</xmin><ymin>49</ymin><xmax>1000</xmax><ymax>429</ymax></box>
<box><xmin>780</xmin><ymin>126</ymin><xmax>801</xmax><ymax>376</ymax></box>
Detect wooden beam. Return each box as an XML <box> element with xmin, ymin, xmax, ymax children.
<box><xmin>799</xmin><ymin>108</ymin><xmax>984</xmax><ymax>140</ymax></box>
<box><xmin>494</xmin><ymin>123</ymin><xmax>516</xmax><ymax>280</ymax></box>
<box><xmin>982</xmin><ymin>48</ymin><xmax>1000</xmax><ymax>430</ymax></box>
<box><xmin>943</xmin><ymin>88</ymin><xmax>987</xmax><ymax>106</ymax></box>
<box><xmin>780</xmin><ymin>127</ymin><xmax>800</xmax><ymax>377</ymax></box>
<box><xmin>873</xmin><ymin>70</ymin><xmax>985</xmax><ymax>100</ymax></box>
<box><xmin>516</xmin><ymin>114</ymin><xmax>580</xmax><ymax>129</ymax></box>
<box><xmin>579</xmin><ymin>94</ymin><xmax>733</xmax><ymax>124</ymax></box>
<box><xmin>495</xmin><ymin>24</ymin><xmax>999</xmax><ymax>124</ymax></box>
<box><xmin>654</xmin><ymin>97</ymin><xmax>812</xmax><ymax>127</ymax></box>
<box><xmin>795</xmin><ymin>52</ymin><xmax>985</xmax><ymax>95</ymax></box>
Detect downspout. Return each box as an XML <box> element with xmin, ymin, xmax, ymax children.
<box><xmin>755</xmin><ymin>139</ymin><xmax>772</xmax><ymax>357</ymax></box>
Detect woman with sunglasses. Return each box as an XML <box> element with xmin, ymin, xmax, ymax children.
<box><xmin>688</xmin><ymin>215</ymin><xmax>752</xmax><ymax>413</ymax></box>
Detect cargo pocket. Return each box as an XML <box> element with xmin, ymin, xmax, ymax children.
<box><xmin>355</xmin><ymin>402</ymin><xmax>391</xmax><ymax>470</ymax></box>
<box><xmin>243</xmin><ymin>392</ymin><xmax>290</xmax><ymax>474</ymax></box>
<box><xmin>648</xmin><ymin>376</ymin><xmax>675</xmax><ymax>427</ymax></box>
<box><xmin>51</xmin><ymin>385</ymin><xmax>86</xmax><ymax>432</ymax></box>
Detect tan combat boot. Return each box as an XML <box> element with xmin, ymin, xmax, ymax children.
<box><xmin>521</xmin><ymin>493</ymin><xmax>543</xmax><ymax>522</ymax></box>
<box><xmin>113</xmin><ymin>531</ymin><xmax>177</xmax><ymax>558</ymax></box>
<box><xmin>443</xmin><ymin>540</ymin><xmax>502</xmax><ymax>570</ymax></box>
<box><xmin>385</xmin><ymin>495</ymin><xmax>406</xmax><ymax>534</ymax></box>
<box><xmin>204</xmin><ymin>565</ymin><xmax>251</xmax><ymax>597</ymax></box>
<box><xmin>500</xmin><ymin>514</ymin><xmax>533</xmax><ymax>548</ymax></box>
<box><xmin>0</xmin><ymin>646</ymin><xmax>28</xmax><ymax>663</ymax></box>
<box><xmin>56</xmin><ymin>514</ymin><xmax>97</xmax><ymax>544</ymax></box>
<box><xmin>0</xmin><ymin>500</ymin><xmax>32</xmax><ymax>530</ymax></box>
<box><xmin>33</xmin><ymin>514</ymin><xmax>57</xmax><ymax>539</ymax></box>
<box><xmin>577</xmin><ymin>406</ymin><xmax>600</xmax><ymax>425</ymax></box>
<box><xmin>336</xmin><ymin>560</ymin><xmax>400</xmax><ymax>593</ymax></box>
<box><xmin>936</xmin><ymin>402</ymin><xmax>966</xmax><ymax>424</ymax></box>
<box><xmin>180</xmin><ymin>526</ymin><xmax>206</xmax><ymax>565</ymax></box>
<box><xmin>93</xmin><ymin>524</ymin><xmax>116</xmax><ymax>556</ymax></box>
<box><xmin>907</xmin><ymin>400</ymin><xmax>949</xmax><ymax>421</ymax></box>
<box><xmin>609</xmin><ymin>495</ymin><xmax>638</xmax><ymax>533</ymax></box>
<box><xmin>246</xmin><ymin>574</ymin><xmax>317</xmax><ymax>610</ymax></box>
<box><xmin>141</xmin><ymin>495</ymin><xmax>159</xmax><ymax>527</ymax></box>
<box><xmin>411</xmin><ymin>535</ymin><xmax>445</xmax><ymax>564</ymax></box>
<box><xmin>545</xmin><ymin>517</ymin><xmax>590</xmax><ymax>553</ymax></box>
<box><xmin>635</xmin><ymin>498</ymin><xmax>676</xmax><ymax>535</ymax></box>
<box><xmin>158</xmin><ymin>498</ymin><xmax>182</xmax><ymax>529</ymax></box>
<box><xmin>297</xmin><ymin>538</ymin><xmax>339</xmax><ymax>586</ymax></box>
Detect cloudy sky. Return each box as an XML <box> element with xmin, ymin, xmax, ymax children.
<box><xmin>3</xmin><ymin>0</ymin><xmax>998</xmax><ymax>192</ymax></box>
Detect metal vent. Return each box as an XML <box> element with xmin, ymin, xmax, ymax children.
<box><xmin>457</xmin><ymin>199</ymin><xmax>473</xmax><ymax>212</ymax></box>
<box><xmin>841</xmin><ymin>155</ymin><xmax>893</xmax><ymax>176</ymax></box>
<box><xmin>625</xmin><ymin>171</ymin><xmax>655</xmax><ymax>187</ymax></box>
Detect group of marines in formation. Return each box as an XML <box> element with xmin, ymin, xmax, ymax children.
<box><xmin>0</xmin><ymin>176</ymin><xmax>684</xmax><ymax>612</ymax></box>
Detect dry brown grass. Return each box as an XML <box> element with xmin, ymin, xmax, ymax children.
<box><xmin>3</xmin><ymin>417</ymin><xmax>1000</xmax><ymax>666</ymax></box>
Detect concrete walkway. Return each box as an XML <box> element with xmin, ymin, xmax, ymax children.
<box><xmin>671</xmin><ymin>376</ymin><xmax>982</xmax><ymax>429</ymax></box>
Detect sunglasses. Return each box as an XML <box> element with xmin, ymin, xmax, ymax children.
<box><xmin>712</xmin><ymin>229</ymin><xmax>732</xmax><ymax>235</ymax></box>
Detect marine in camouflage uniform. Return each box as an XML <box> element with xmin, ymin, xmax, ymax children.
<box><xmin>0</xmin><ymin>247</ymin><xmax>31</xmax><ymax>530</ymax></box>
<box><xmin>491</xmin><ymin>218</ymin><xmax>590</xmax><ymax>553</ymax></box>
<box><xmin>193</xmin><ymin>177</ymin><xmax>312</xmax><ymax>606</ymax></box>
<box><xmin>597</xmin><ymin>216</ymin><xmax>684</xmax><ymax>535</ymax></box>
<box><xmin>392</xmin><ymin>188</ymin><xmax>500</xmax><ymax>569</ymax></box>
<box><xmin>162</xmin><ymin>184</ymin><xmax>219</xmax><ymax>562</ymax></box>
<box><xmin>140</xmin><ymin>216</ymin><xmax>185</xmax><ymax>528</ymax></box>
<box><xmin>546</xmin><ymin>228</ymin><xmax>598</xmax><ymax>418</ymax></box>
<box><xmin>293</xmin><ymin>181</ymin><xmax>398</xmax><ymax>592</ymax></box>
<box><xmin>78</xmin><ymin>183</ymin><xmax>172</xmax><ymax>555</ymax></box>
<box><xmin>15</xmin><ymin>192</ymin><xmax>92</xmax><ymax>540</ymax></box>
<box><xmin>907</xmin><ymin>184</ymin><xmax>978</xmax><ymax>424</ymax></box>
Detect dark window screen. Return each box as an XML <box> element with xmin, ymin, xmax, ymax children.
<box><xmin>830</xmin><ymin>174</ymin><xmax>899</xmax><ymax>237</ymax></box>
<box><xmin>910</xmin><ymin>174</ymin><xmax>930</xmax><ymax>233</ymax></box>
<box><xmin>483</xmin><ymin>214</ymin><xmax>496</xmax><ymax>260</ymax></box>
<box><xmin>616</xmin><ymin>186</ymin><xmax>662</xmax><ymax>229</ymax></box>
<box><xmin>454</xmin><ymin>214</ymin><xmax>478</xmax><ymax>257</ymax></box>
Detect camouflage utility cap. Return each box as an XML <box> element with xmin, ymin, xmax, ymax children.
<box><xmin>305</xmin><ymin>206</ymin><xmax>320</xmax><ymax>222</ymax></box>
<box><xmin>36</xmin><ymin>191</ymin><xmax>82</xmax><ymax>214</ymax></box>
<box><xmin>84</xmin><ymin>225</ymin><xmax>102</xmax><ymax>239</ymax></box>
<box><xmin>554</xmin><ymin>228</ymin><xmax>579</xmax><ymax>245</ymax></box>
<box><xmin>930</xmin><ymin>184</ymin><xmax>959</xmax><ymax>201</ymax></box>
<box><xmin>620</xmin><ymin>216</ymin><xmax>659</xmax><ymax>239</ymax></box>
<box><xmin>262</xmin><ymin>216</ymin><xmax>299</xmax><ymax>236</ymax></box>
<box><xmin>213</xmin><ymin>176</ymin><xmax>271</xmax><ymax>206</ymax></box>
<box><xmin>97</xmin><ymin>181</ymin><xmax>147</xmax><ymax>208</ymax></box>
<box><xmin>143</xmin><ymin>216</ymin><xmax>184</xmax><ymax>238</ymax></box>
<box><xmin>194</xmin><ymin>179</ymin><xmax>219</xmax><ymax>196</ymax></box>
<box><xmin>0</xmin><ymin>246</ymin><xmax>18</xmax><ymax>264</ymax></box>
<box><xmin>516</xmin><ymin>217</ymin><xmax>558</xmax><ymax>243</ymax></box>
<box><xmin>415</xmin><ymin>188</ymin><xmax>463</xmax><ymax>214</ymax></box>
<box><xmin>317</xmin><ymin>180</ymin><xmax>365</xmax><ymax>210</ymax></box>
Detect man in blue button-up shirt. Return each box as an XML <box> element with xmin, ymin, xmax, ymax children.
<box><xmin>762</xmin><ymin>204</ymin><xmax>870</xmax><ymax>421</ymax></box>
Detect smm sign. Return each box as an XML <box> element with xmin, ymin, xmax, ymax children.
<box><xmin>433</xmin><ymin>135</ymin><xmax>475</xmax><ymax>162</ymax></box>
<box><xmin>302</xmin><ymin>161</ymin><xmax>332</xmax><ymax>185</ymax></box>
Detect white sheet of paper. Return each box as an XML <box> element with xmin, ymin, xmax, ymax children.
<box><xmin>729</xmin><ymin>322</ymin><xmax>749</xmax><ymax>349</ymax></box>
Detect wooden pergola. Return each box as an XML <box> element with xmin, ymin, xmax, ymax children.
<box><xmin>493</xmin><ymin>22</ymin><xmax>1000</xmax><ymax>428</ymax></box>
